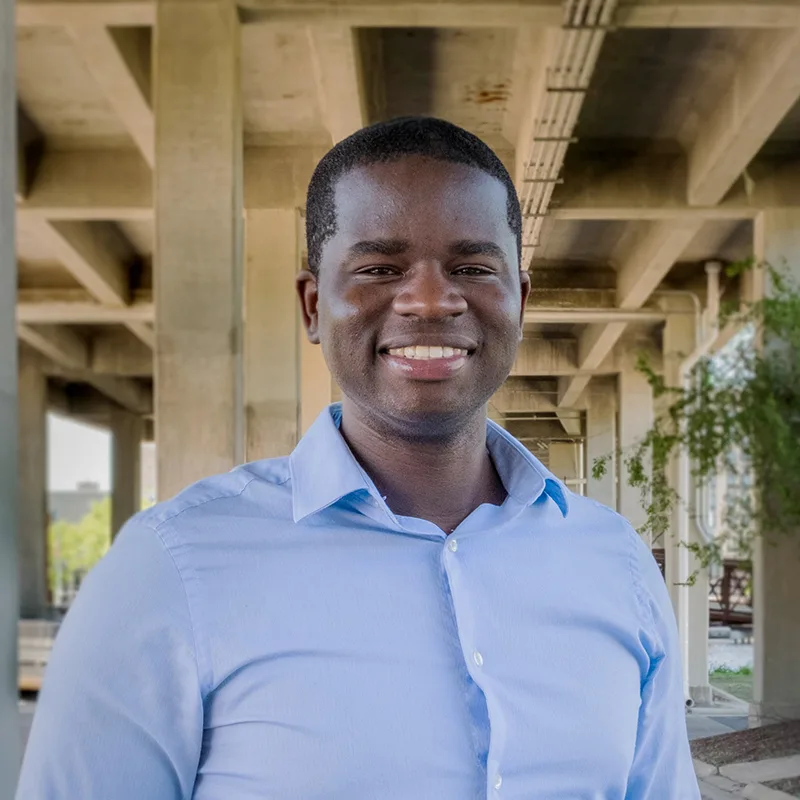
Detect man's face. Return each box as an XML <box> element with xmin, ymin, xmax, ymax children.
<box><xmin>297</xmin><ymin>155</ymin><xmax>531</xmax><ymax>433</ymax></box>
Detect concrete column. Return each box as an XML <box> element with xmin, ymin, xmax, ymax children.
<box><xmin>586</xmin><ymin>380</ymin><xmax>616</xmax><ymax>508</ymax></box>
<box><xmin>18</xmin><ymin>353</ymin><xmax>48</xmax><ymax>620</ymax></box>
<box><xmin>750</xmin><ymin>209</ymin><xmax>800</xmax><ymax>725</ymax></box>
<box><xmin>1</xmin><ymin>0</ymin><xmax>20</xmax><ymax>776</ymax></box>
<box><xmin>154</xmin><ymin>0</ymin><xmax>244</xmax><ymax>500</ymax></box>
<box><xmin>300</xmin><ymin>335</ymin><xmax>332</xmax><ymax>435</ymax></box>
<box><xmin>110</xmin><ymin>407</ymin><xmax>142</xmax><ymax>538</ymax></box>
<box><xmin>244</xmin><ymin>209</ymin><xmax>300</xmax><ymax>460</ymax></box>
<box><xmin>661</xmin><ymin>297</ymin><xmax>710</xmax><ymax>705</ymax></box>
<box><xmin>617</xmin><ymin>350</ymin><xmax>654</xmax><ymax>537</ymax></box>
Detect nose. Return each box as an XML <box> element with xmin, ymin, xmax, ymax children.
<box><xmin>391</xmin><ymin>263</ymin><xmax>468</xmax><ymax>320</ymax></box>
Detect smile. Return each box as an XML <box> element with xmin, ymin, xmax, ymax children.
<box><xmin>386</xmin><ymin>346</ymin><xmax>469</xmax><ymax>360</ymax></box>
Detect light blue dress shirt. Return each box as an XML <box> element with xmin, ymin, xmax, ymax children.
<box><xmin>18</xmin><ymin>404</ymin><xmax>699</xmax><ymax>799</ymax></box>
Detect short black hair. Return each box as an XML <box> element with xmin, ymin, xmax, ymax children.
<box><xmin>305</xmin><ymin>116</ymin><xmax>522</xmax><ymax>275</ymax></box>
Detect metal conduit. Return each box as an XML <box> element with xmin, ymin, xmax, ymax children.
<box><xmin>519</xmin><ymin>0</ymin><xmax>618</xmax><ymax>270</ymax></box>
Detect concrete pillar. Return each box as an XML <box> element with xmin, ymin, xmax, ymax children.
<box><xmin>154</xmin><ymin>0</ymin><xmax>244</xmax><ymax>500</ymax></box>
<box><xmin>661</xmin><ymin>297</ymin><xmax>710</xmax><ymax>705</ymax></box>
<box><xmin>300</xmin><ymin>335</ymin><xmax>332</xmax><ymax>436</ymax></box>
<box><xmin>586</xmin><ymin>381</ymin><xmax>616</xmax><ymax>508</ymax></box>
<box><xmin>749</xmin><ymin>209</ymin><xmax>800</xmax><ymax>725</ymax></box>
<box><xmin>110</xmin><ymin>407</ymin><xmax>142</xmax><ymax>538</ymax></box>
<box><xmin>18</xmin><ymin>353</ymin><xmax>48</xmax><ymax>620</ymax></box>
<box><xmin>244</xmin><ymin>209</ymin><xmax>300</xmax><ymax>460</ymax></box>
<box><xmin>1</xmin><ymin>0</ymin><xmax>20</xmax><ymax>776</ymax></box>
<box><xmin>617</xmin><ymin>350</ymin><xmax>654</xmax><ymax>537</ymax></box>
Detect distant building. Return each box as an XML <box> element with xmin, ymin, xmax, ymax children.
<box><xmin>48</xmin><ymin>482</ymin><xmax>107</xmax><ymax>525</ymax></box>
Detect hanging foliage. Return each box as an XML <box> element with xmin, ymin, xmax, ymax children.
<box><xmin>592</xmin><ymin>261</ymin><xmax>800</xmax><ymax>573</ymax></box>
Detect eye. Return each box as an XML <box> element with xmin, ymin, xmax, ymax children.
<box><xmin>357</xmin><ymin>265</ymin><xmax>401</xmax><ymax>276</ymax></box>
<box><xmin>453</xmin><ymin>265</ymin><xmax>494</xmax><ymax>276</ymax></box>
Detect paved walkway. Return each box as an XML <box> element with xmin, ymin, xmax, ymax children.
<box><xmin>695</xmin><ymin>755</ymin><xmax>800</xmax><ymax>799</ymax></box>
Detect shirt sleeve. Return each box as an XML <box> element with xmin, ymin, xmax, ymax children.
<box><xmin>15</xmin><ymin>518</ymin><xmax>205</xmax><ymax>800</ymax></box>
<box><xmin>626</xmin><ymin>533</ymin><xmax>700</xmax><ymax>799</ymax></box>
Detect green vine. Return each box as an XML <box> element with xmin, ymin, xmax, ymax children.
<box><xmin>593</xmin><ymin>260</ymin><xmax>800</xmax><ymax>573</ymax></box>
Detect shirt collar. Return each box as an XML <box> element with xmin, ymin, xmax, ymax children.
<box><xmin>289</xmin><ymin>404</ymin><xmax>569</xmax><ymax>523</ymax></box>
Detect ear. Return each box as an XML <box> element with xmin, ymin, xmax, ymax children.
<box><xmin>296</xmin><ymin>270</ymin><xmax>321</xmax><ymax>344</ymax></box>
<box><xmin>518</xmin><ymin>268</ymin><xmax>531</xmax><ymax>339</ymax></box>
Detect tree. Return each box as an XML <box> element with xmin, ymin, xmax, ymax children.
<box><xmin>48</xmin><ymin>498</ymin><xmax>111</xmax><ymax>601</ymax></box>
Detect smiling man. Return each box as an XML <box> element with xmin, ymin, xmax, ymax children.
<box><xmin>17</xmin><ymin>118</ymin><xmax>698</xmax><ymax>799</ymax></box>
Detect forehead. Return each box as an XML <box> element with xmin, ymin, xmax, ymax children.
<box><xmin>331</xmin><ymin>156</ymin><xmax>512</xmax><ymax>243</ymax></box>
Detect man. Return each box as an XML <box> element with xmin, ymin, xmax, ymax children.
<box><xmin>17</xmin><ymin>117</ymin><xmax>698</xmax><ymax>799</ymax></box>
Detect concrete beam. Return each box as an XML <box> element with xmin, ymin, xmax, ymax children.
<box><xmin>618</xmin><ymin>1</ymin><xmax>800</xmax><ymax>29</ymax></box>
<box><xmin>524</xmin><ymin>307</ymin><xmax>665</xmax><ymax>325</ymax></box>
<box><xmin>553</xmin><ymin>153</ymin><xmax>800</xmax><ymax>220</ymax></box>
<box><xmin>16</xmin><ymin>0</ymin><xmax>154</xmax><ymax>25</ymax></box>
<box><xmin>307</xmin><ymin>26</ymin><xmax>366</xmax><ymax>144</ymax></box>
<box><xmin>556</xmin><ymin>411</ymin><xmax>582</xmax><ymax>437</ymax></box>
<box><xmin>16</xmin><ymin>147</ymin><xmax>324</xmax><ymax>221</ymax></box>
<box><xmin>17</xmin><ymin>289</ymin><xmax>153</xmax><ymax>324</ymax></box>
<box><xmin>16</xmin><ymin>149</ymin><xmax>152</xmax><ymax>221</ymax></box>
<box><xmin>239</xmin><ymin>0</ymin><xmax>565</xmax><ymax>26</ymax></box>
<box><xmin>688</xmin><ymin>29</ymin><xmax>800</xmax><ymax>206</ymax></box>
<box><xmin>18</xmin><ymin>147</ymin><xmax>800</xmax><ymax>224</ymax></box>
<box><xmin>16</xmin><ymin>324</ymin><xmax>89</xmax><ymax>370</ymax></box>
<box><xmin>124</xmin><ymin>322</ymin><xmax>154</xmax><ymax>349</ymax></box>
<box><xmin>42</xmin><ymin>361</ymin><xmax>152</xmax><ymax>415</ymax></box>
<box><xmin>490</xmin><ymin>377</ymin><xmax>560</xmax><ymax>415</ymax></box>
<box><xmin>15</xmin><ymin>288</ymin><xmax>665</xmax><ymax>328</ymax></box>
<box><xmin>512</xmin><ymin>338</ymin><xmax>576</xmax><ymax>376</ymax></box>
<box><xmin>240</xmin><ymin>0</ymin><xmax>800</xmax><ymax>27</ymax></box>
<box><xmin>90</xmin><ymin>329</ymin><xmax>153</xmax><ymax>376</ymax></box>
<box><xmin>15</xmin><ymin>0</ymin><xmax>800</xmax><ymax>29</ymax></box>
<box><xmin>35</xmin><ymin>220</ymin><xmax>131</xmax><ymax>305</ymax></box>
<box><xmin>67</xmin><ymin>26</ymin><xmax>154</xmax><ymax>167</ymax></box>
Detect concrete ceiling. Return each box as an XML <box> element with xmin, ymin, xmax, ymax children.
<box><xmin>13</xmin><ymin>0</ymin><xmax>800</xmax><ymax>421</ymax></box>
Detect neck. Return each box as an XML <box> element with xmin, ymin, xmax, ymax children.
<box><xmin>339</xmin><ymin>400</ymin><xmax>506</xmax><ymax>532</ymax></box>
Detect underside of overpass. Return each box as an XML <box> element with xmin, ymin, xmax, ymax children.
<box><xmin>4</xmin><ymin>0</ymin><xmax>800</xmax><ymax>760</ymax></box>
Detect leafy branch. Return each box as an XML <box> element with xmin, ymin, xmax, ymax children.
<box><xmin>593</xmin><ymin>260</ymin><xmax>800</xmax><ymax>569</ymax></box>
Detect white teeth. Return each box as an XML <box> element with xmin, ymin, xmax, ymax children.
<box><xmin>387</xmin><ymin>346</ymin><xmax>468</xmax><ymax>360</ymax></box>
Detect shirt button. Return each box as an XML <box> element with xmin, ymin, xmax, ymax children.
<box><xmin>447</xmin><ymin>538</ymin><xmax>458</xmax><ymax>552</ymax></box>
<box><xmin>473</xmin><ymin>650</ymin><xmax>484</xmax><ymax>667</ymax></box>
<box><xmin>494</xmin><ymin>774</ymin><xmax>503</xmax><ymax>790</ymax></box>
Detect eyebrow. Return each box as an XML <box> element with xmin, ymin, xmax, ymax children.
<box><xmin>346</xmin><ymin>239</ymin><xmax>410</xmax><ymax>259</ymax></box>
<box><xmin>449</xmin><ymin>240</ymin><xmax>508</xmax><ymax>262</ymax></box>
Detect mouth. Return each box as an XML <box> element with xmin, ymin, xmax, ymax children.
<box><xmin>385</xmin><ymin>345</ymin><xmax>470</xmax><ymax>360</ymax></box>
<box><xmin>378</xmin><ymin>342</ymin><xmax>475</xmax><ymax>381</ymax></box>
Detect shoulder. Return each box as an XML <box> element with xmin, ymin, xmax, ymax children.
<box><xmin>135</xmin><ymin>456</ymin><xmax>292</xmax><ymax>539</ymax></box>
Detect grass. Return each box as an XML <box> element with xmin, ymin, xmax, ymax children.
<box><xmin>709</xmin><ymin>666</ymin><xmax>754</xmax><ymax>703</ymax></box>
